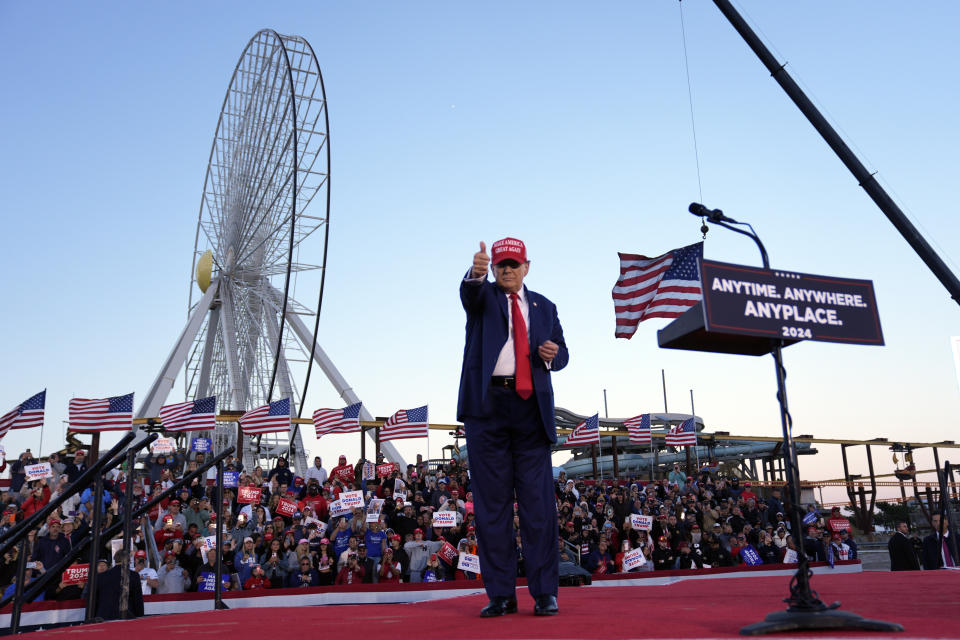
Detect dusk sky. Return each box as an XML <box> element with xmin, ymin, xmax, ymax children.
<box><xmin>2</xmin><ymin>1</ymin><xmax>958</xmax><ymax>503</ymax></box>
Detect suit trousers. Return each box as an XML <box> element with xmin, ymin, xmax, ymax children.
<box><xmin>466</xmin><ymin>386</ymin><xmax>558</xmax><ymax>600</ymax></box>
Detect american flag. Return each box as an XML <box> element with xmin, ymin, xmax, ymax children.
<box><xmin>0</xmin><ymin>390</ymin><xmax>46</xmax><ymax>439</ymax></box>
<box><xmin>160</xmin><ymin>396</ymin><xmax>217</xmax><ymax>432</ymax></box>
<box><xmin>454</xmin><ymin>425</ymin><xmax>465</xmax><ymax>438</ymax></box>
<box><xmin>612</xmin><ymin>242</ymin><xmax>703</xmax><ymax>339</ymax></box>
<box><xmin>313</xmin><ymin>402</ymin><xmax>362</xmax><ymax>438</ymax></box>
<box><xmin>69</xmin><ymin>393</ymin><xmax>134</xmax><ymax>433</ymax></box>
<box><xmin>665</xmin><ymin>417</ymin><xmax>697</xmax><ymax>447</ymax></box>
<box><xmin>380</xmin><ymin>406</ymin><xmax>429</xmax><ymax>441</ymax></box>
<box><xmin>239</xmin><ymin>398</ymin><xmax>291</xmax><ymax>435</ymax></box>
<box><xmin>564</xmin><ymin>413</ymin><xmax>600</xmax><ymax>447</ymax></box>
<box><xmin>624</xmin><ymin>413</ymin><xmax>652</xmax><ymax>445</ymax></box>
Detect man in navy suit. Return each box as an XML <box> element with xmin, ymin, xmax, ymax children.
<box><xmin>457</xmin><ymin>237</ymin><xmax>568</xmax><ymax>617</ymax></box>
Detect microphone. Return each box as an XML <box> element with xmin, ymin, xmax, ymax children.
<box><xmin>688</xmin><ymin>202</ymin><xmax>736</xmax><ymax>223</ymax></box>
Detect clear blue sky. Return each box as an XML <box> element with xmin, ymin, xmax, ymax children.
<box><xmin>1</xmin><ymin>1</ymin><xmax>958</xmax><ymax>502</ymax></box>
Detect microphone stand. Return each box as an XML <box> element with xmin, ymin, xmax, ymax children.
<box><xmin>691</xmin><ymin>204</ymin><xmax>902</xmax><ymax>635</ymax></box>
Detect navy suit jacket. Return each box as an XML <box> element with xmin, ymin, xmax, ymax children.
<box><xmin>456</xmin><ymin>275</ymin><xmax>568</xmax><ymax>443</ymax></box>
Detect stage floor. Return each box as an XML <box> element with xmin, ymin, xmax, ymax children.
<box><xmin>33</xmin><ymin>570</ymin><xmax>960</xmax><ymax>639</ymax></box>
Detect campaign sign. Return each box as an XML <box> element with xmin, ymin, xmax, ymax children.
<box><xmin>394</xmin><ymin>478</ymin><xmax>405</xmax><ymax>496</ymax></box>
<box><xmin>151</xmin><ymin>437</ymin><xmax>176</xmax><ymax>454</ymax></box>
<box><xmin>623</xmin><ymin>548</ymin><xmax>647</xmax><ymax>571</ymax></box>
<box><xmin>191</xmin><ymin>438</ymin><xmax>212</xmax><ymax>453</ymax></box>
<box><xmin>329</xmin><ymin>499</ymin><xmax>351</xmax><ymax>518</ymax></box>
<box><xmin>437</xmin><ymin>541</ymin><xmax>458</xmax><ymax>565</ymax></box>
<box><xmin>306</xmin><ymin>519</ymin><xmax>327</xmax><ymax>536</ymax></box>
<box><xmin>377</xmin><ymin>462</ymin><xmax>398</xmax><ymax>478</ymax></box>
<box><xmin>62</xmin><ymin>564</ymin><xmax>89</xmax><ymax>585</ymax></box>
<box><xmin>783</xmin><ymin>548</ymin><xmax>799</xmax><ymax>564</ymax></box>
<box><xmin>198</xmin><ymin>571</ymin><xmax>230</xmax><ymax>593</ymax></box>
<box><xmin>275</xmin><ymin>498</ymin><xmax>298</xmax><ymax>518</ymax></box>
<box><xmin>700</xmin><ymin>259</ymin><xmax>883</xmax><ymax>345</ymax></box>
<box><xmin>740</xmin><ymin>544</ymin><xmax>764</xmax><ymax>566</ymax></box>
<box><xmin>204</xmin><ymin>535</ymin><xmax>218</xmax><ymax>549</ymax></box>
<box><xmin>361</xmin><ymin>462</ymin><xmax>376</xmax><ymax>481</ymax></box>
<box><xmin>366</xmin><ymin>498</ymin><xmax>384</xmax><ymax>523</ymax></box>
<box><xmin>432</xmin><ymin>511</ymin><xmax>457</xmax><ymax>528</ymax></box>
<box><xmin>25</xmin><ymin>462</ymin><xmax>53</xmax><ymax>481</ymax></box>
<box><xmin>828</xmin><ymin>517</ymin><xmax>851</xmax><ymax>533</ymax></box>
<box><xmin>339</xmin><ymin>490</ymin><xmax>364</xmax><ymax>510</ymax></box>
<box><xmin>223</xmin><ymin>471</ymin><xmax>240</xmax><ymax>488</ymax></box>
<box><xmin>802</xmin><ymin>511</ymin><xmax>819</xmax><ymax>525</ymax></box>
<box><xmin>237</xmin><ymin>486</ymin><xmax>262</xmax><ymax>504</ymax></box>
<box><xmin>630</xmin><ymin>514</ymin><xmax>653</xmax><ymax>531</ymax></box>
<box><xmin>457</xmin><ymin>552</ymin><xmax>481</xmax><ymax>573</ymax></box>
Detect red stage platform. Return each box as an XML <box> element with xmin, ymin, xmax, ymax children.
<box><xmin>12</xmin><ymin>569</ymin><xmax>959</xmax><ymax>639</ymax></box>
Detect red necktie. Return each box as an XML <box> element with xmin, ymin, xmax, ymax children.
<box><xmin>510</xmin><ymin>293</ymin><xmax>533</xmax><ymax>400</ymax></box>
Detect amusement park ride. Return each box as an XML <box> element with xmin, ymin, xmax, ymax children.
<box><xmin>134</xmin><ymin>30</ymin><xmax>405</xmax><ymax>472</ymax></box>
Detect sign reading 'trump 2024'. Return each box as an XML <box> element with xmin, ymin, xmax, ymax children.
<box><xmin>700</xmin><ymin>260</ymin><xmax>883</xmax><ymax>346</ymax></box>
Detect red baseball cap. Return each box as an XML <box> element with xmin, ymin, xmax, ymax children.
<box><xmin>414</xmin><ymin>528</ymin><xmax>423</xmax><ymax>534</ymax></box>
<box><xmin>135</xmin><ymin>550</ymin><xmax>147</xmax><ymax>558</ymax></box>
<box><xmin>491</xmin><ymin>237</ymin><xmax>527</xmax><ymax>265</ymax></box>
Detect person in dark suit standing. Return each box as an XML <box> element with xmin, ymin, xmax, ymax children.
<box><xmin>921</xmin><ymin>513</ymin><xmax>956</xmax><ymax>570</ymax></box>
<box><xmin>93</xmin><ymin>550</ymin><xmax>144</xmax><ymax>620</ymax></box>
<box><xmin>458</xmin><ymin>238</ymin><xmax>568</xmax><ymax>617</ymax></box>
<box><xmin>888</xmin><ymin>521</ymin><xmax>920</xmax><ymax>571</ymax></box>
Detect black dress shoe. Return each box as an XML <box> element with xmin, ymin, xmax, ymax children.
<box><xmin>480</xmin><ymin>596</ymin><xmax>519</xmax><ymax>617</ymax></box>
<box><xmin>533</xmin><ymin>594</ymin><xmax>559</xmax><ymax>616</ymax></box>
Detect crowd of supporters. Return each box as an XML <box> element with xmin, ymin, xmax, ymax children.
<box><xmin>1</xmin><ymin>445</ymin><xmax>864</xmax><ymax>603</ymax></box>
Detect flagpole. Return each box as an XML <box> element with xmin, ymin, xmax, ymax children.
<box><xmin>690</xmin><ymin>389</ymin><xmax>700</xmax><ymax>471</ymax></box>
<box><xmin>661</xmin><ymin>369</ymin><xmax>668</xmax><ymax>412</ymax></box>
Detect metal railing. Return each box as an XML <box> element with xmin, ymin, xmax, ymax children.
<box><xmin>3</xmin><ymin>442</ymin><xmax>234</xmax><ymax>633</ymax></box>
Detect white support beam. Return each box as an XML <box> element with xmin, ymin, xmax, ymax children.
<box><xmin>219</xmin><ymin>282</ymin><xmax>247</xmax><ymax>412</ymax></box>
<box><xmin>137</xmin><ymin>280</ymin><xmax>220</xmax><ymax>420</ymax></box>
<box><xmin>280</xmin><ymin>300</ymin><xmax>406</xmax><ymax>468</ymax></box>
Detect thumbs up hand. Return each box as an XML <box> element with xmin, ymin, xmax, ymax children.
<box><xmin>472</xmin><ymin>242</ymin><xmax>490</xmax><ymax>279</ymax></box>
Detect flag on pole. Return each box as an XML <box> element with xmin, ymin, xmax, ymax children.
<box><xmin>69</xmin><ymin>393</ymin><xmax>134</xmax><ymax>433</ymax></box>
<box><xmin>313</xmin><ymin>402</ymin><xmax>362</xmax><ymax>438</ymax></box>
<box><xmin>624</xmin><ymin>413</ymin><xmax>652</xmax><ymax>445</ymax></box>
<box><xmin>239</xmin><ymin>398</ymin><xmax>291</xmax><ymax>435</ymax></box>
<box><xmin>564</xmin><ymin>413</ymin><xmax>600</xmax><ymax>447</ymax></box>
<box><xmin>454</xmin><ymin>425</ymin><xmax>466</xmax><ymax>438</ymax></box>
<box><xmin>159</xmin><ymin>396</ymin><xmax>217</xmax><ymax>432</ymax></box>
<box><xmin>0</xmin><ymin>390</ymin><xmax>46</xmax><ymax>439</ymax></box>
<box><xmin>665</xmin><ymin>417</ymin><xmax>697</xmax><ymax>447</ymax></box>
<box><xmin>612</xmin><ymin>242</ymin><xmax>703</xmax><ymax>339</ymax></box>
<box><xmin>380</xmin><ymin>406</ymin><xmax>429</xmax><ymax>441</ymax></box>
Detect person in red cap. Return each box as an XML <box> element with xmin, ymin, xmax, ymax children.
<box><xmin>134</xmin><ymin>550</ymin><xmax>159</xmax><ymax>594</ymax></box>
<box><xmin>243</xmin><ymin>564</ymin><xmax>271</xmax><ymax>590</ymax></box>
<box><xmin>458</xmin><ymin>237</ymin><xmax>569</xmax><ymax>617</ymax></box>
<box><xmin>403</xmin><ymin>527</ymin><xmax>443</xmax><ymax>583</ymax></box>
<box><xmin>330</xmin><ymin>454</ymin><xmax>355</xmax><ymax>486</ymax></box>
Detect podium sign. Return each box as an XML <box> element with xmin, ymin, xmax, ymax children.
<box><xmin>700</xmin><ymin>260</ymin><xmax>883</xmax><ymax>346</ymax></box>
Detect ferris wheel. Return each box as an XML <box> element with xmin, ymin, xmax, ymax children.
<box><xmin>137</xmin><ymin>30</ymin><xmax>403</xmax><ymax>471</ymax></box>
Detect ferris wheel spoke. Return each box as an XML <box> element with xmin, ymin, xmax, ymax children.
<box><xmin>230</xmin><ymin>53</ymin><xmax>292</xmax><ymax>236</ymax></box>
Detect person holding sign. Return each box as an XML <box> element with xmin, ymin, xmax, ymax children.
<box><xmin>457</xmin><ymin>238</ymin><xmax>569</xmax><ymax>618</ymax></box>
<box><xmin>21</xmin><ymin>480</ymin><xmax>51</xmax><ymax>519</ymax></box>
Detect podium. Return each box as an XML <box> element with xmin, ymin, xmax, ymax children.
<box><xmin>657</xmin><ymin>302</ymin><xmax>799</xmax><ymax>356</ymax></box>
